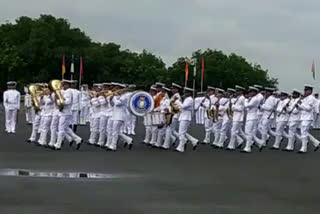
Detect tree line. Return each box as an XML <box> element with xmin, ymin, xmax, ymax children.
<box><xmin>0</xmin><ymin>14</ymin><xmax>277</xmax><ymax>92</ymax></box>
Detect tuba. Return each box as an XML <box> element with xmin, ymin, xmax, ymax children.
<box><xmin>49</xmin><ymin>80</ymin><xmax>64</xmax><ymax>111</ymax></box>
<box><xmin>28</xmin><ymin>84</ymin><xmax>41</xmax><ymax>112</ymax></box>
<box><xmin>165</xmin><ymin>95</ymin><xmax>181</xmax><ymax>125</ymax></box>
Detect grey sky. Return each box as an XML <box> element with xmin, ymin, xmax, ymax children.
<box><xmin>1</xmin><ymin>0</ymin><xmax>320</xmax><ymax>92</ymax></box>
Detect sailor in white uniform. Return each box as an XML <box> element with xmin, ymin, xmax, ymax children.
<box><xmin>242</xmin><ymin>87</ymin><xmax>260</xmax><ymax>153</ymax></box>
<box><xmin>79</xmin><ymin>84</ymin><xmax>90</xmax><ymax>125</ymax></box>
<box><xmin>212</xmin><ymin>88</ymin><xmax>225</xmax><ymax>147</ymax></box>
<box><xmin>142</xmin><ymin>86</ymin><xmax>157</xmax><ymax>145</ymax></box>
<box><xmin>24</xmin><ymin>87</ymin><xmax>33</xmax><ymax>124</ymax></box>
<box><xmin>271</xmin><ymin>91</ymin><xmax>290</xmax><ymax>150</ymax></box>
<box><xmin>38</xmin><ymin>88</ymin><xmax>54</xmax><ymax>146</ymax></box>
<box><xmin>175</xmin><ymin>87</ymin><xmax>198</xmax><ymax>153</ymax></box>
<box><xmin>201</xmin><ymin>86</ymin><xmax>215</xmax><ymax>144</ymax></box>
<box><xmin>195</xmin><ymin>92</ymin><xmax>206</xmax><ymax>125</ymax></box>
<box><xmin>107</xmin><ymin>84</ymin><xmax>133</xmax><ymax>151</ymax></box>
<box><xmin>312</xmin><ymin>93</ymin><xmax>320</xmax><ymax>129</ymax></box>
<box><xmin>296</xmin><ymin>85</ymin><xmax>320</xmax><ymax>153</ymax></box>
<box><xmin>87</xmin><ymin>84</ymin><xmax>101</xmax><ymax>145</ymax></box>
<box><xmin>71</xmin><ymin>80</ymin><xmax>80</xmax><ymax>132</ymax></box>
<box><xmin>3</xmin><ymin>81</ymin><xmax>21</xmax><ymax>133</ymax></box>
<box><xmin>53</xmin><ymin>80</ymin><xmax>82</xmax><ymax>150</ymax></box>
<box><xmin>227</xmin><ymin>85</ymin><xmax>246</xmax><ymax>150</ymax></box>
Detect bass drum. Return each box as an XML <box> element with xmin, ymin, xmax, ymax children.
<box><xmin>129</xmin><ymin>91</ymin><xmax>155</xmax><ymax>117</ymax></box>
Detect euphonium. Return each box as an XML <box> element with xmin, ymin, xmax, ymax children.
<box><xmin>28</xmin><ymin>84</ymin><xmax>41</xmax><ymax>112</ymax></box>
<box><xmin>165</xmin><ymin>96</ymin><xmax>181</xmax><ymax>125</ymax></box>
<box><xmin>49</xmin><ymin>80</ymin><xmax>64</xmax><ymax>111</ymax></box>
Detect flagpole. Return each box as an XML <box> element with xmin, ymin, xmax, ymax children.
<box><xmin>201</xmin><ymin>56</ymin><xmax>204</xmax><ymax>92</ymax></box>
<box><xmin>71</xmin><ymin>54</ymin><xmax>74</xmax><ymax>81</ymax></box>
<box><xmin>79</xmin><ymin>56</ymin><xmax>82</xmax><ymax>90</ymax></box>
<box><xmin>185</xmin><ymin>59</ymin><xmax>188</xmax><ymax>88</ymax></box>
<box><xmin>192</xmin><ymin>60</ymin><xmax>196</xmax><ymax>99</ymax></box>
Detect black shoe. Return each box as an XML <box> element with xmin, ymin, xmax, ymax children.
<box><xmin>55</xmin><ymin>147</ymin><xmax>61</xmax><ymax>151</ymax></box>
<box><xmin>259</xmin><ymin>146</ymin><xmax>264</xmax><ymax>152</ymax></box>
<box><xmin>26</xmin><ymin>139</ymin><xmax>32</xmax><ymax>143</ymax></box>
<box><xmin>269</xmin><ymin>147</ymin><xmax>279</xmax><ymax>150</ymax></box>
<box><xmin>193</xmin><ymin>145</ymin><xmax>197</xmax><ymax>151</ymax></box>
<box><xmin>314</xmin><ymin>145</ymin><xmax>320</xmax><ymax>152</ymax></box>
<box><xmin>124</xmin><ymin>143</ymin><xmax>128</xmax><ymax>148</ymax></box>
<box><xmin>69</xmin><ymin>141</ymin><xmax>74</xmax><ymax>147</ymax></box>
<box><xmin>76</xmin><ymin>141</ymin><xmax>82</xmax><ymax>150</ymax></box>
<box><xmin>297</xmin><ymin>151</ymin><xmax>306</xmax><ymax>154</ymax></box>
<box><xmin>226</xmin><ymin>148</ymin><xmax>234</xmax><ymax>151</ymax></box>
<box><xmin>128</xmin><ymin>144</ymin><xmax>133</xmax><ymax>150</ymax></box>
<box><xmin>240</xmin><ymin>150</ymin><xmax>250</xmax><ymax>153</ymax></box>
<box><xmin>282</xmin><ymin>148</ymin><xmax>293</xmax><ymax>152</ymax></box>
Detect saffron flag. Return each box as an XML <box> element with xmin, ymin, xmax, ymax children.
<box><xmin>185</xmin><ymin>60</ymin><xmax>189</xmax><ymax>82</ymax></box>
<box><xmin>312</xmin><ymin>60</ymin><xmax>315</xmax><ymax>80</ymax></box>
<box><xmin>80</xmin><ymin>56</ymin><xmax>83</xmax><ymax>78</ymax></box>
<box><xmin>201</xmin><ymin>56</ymin><xmax>205</xmax><ymax>78</ymax></box>
<box><xmin>62</xmin><ymin>56</ymin><xmax>66</xmax><ymax>77</ymax></box>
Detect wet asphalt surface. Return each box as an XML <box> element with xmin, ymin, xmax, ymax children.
<box><xmin>0</xmin><ymin>109</ymin><xmax>320</xmax><ymax>214</ymax></box>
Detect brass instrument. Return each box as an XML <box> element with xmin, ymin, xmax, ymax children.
<box><xmin>165</xmin><ymin>96</ymin><xmax>181</xmax><ymax>125</ymax></box>
<box><xmin>226</xmin><ymin>98</ymin><xmax>233</xmax><ymax>119</ymax></box>
<box><xmin>49</xmin><ymin>80</ymin><xmax>64</xmax><ymax>111</ymax></box>
<box><xmin>28</xmin><ymin>84</ymin><xmax>41</xmax><ymax>112</ymax></box>
<box><xmin>88</xmin><ymin>90</ymin><xmax>98</xmax><ymax>98</ymax></box>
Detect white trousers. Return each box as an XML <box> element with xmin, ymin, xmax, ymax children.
<box><xmin>25</xmin><ymin>108</ymin><xmax>33</xmax><ymax>124</ymax></box>
<box><xmin>5</xmin><ymin>109</ymin><xmax>18</xmax><ymax>133</ymax></box>
<box><xmin>228</xmin><ymin>121</ymin><xmax>244</xmax><ymax>149</ymax></box>
<box><xmin>109</xmin><ymin>120</ymin><xmax>133</xmax><ymax>150</ymax></box>
<box><xmin>29</xmin><ymin>114</ymin><xmax>41</xmax><ymax>141</ymax></box>
<box><xmin>80</xmin><ymin>106</ymin><xmax>90</xmax><ymax>124</ymax></box>
<box><xmin>243</xmin><ymin>119</ymin><xmax>258</xmax><ymax>152</ymax></box>
<box><xmin>49</xmin><ymin>115</ymin><xmax>59</xmax><ymax>146</ymax></box>
<box><xmin>55</xmin><ymin>115</ymin><xmax>81</xmax><ymax>148</ymax></box>
<box><xmin>71</xmin><ymin>110</ymin><xmax>79</xmax><ymax>125</ymax></box>
<box><xmin>38</xmin><ymin>116</ymin><xmax>52</xmax><ymax>145</ymax></box>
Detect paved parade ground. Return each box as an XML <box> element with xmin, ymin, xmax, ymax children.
<box><xmin>0</xmin><ymin>110</ymin><xmax>319</xmax><ymax>214</ymax></box>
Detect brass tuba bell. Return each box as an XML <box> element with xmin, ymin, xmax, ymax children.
<box><xmin>28</xmin><ymin>84</ymin><xmax>41</xmax><ymax>112</ymax></box>
<box><xmin>49</xmin><ymin>80</ymin><xmax>64</xmax><ymax>111</ymax></box>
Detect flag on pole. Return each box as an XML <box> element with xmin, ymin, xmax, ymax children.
<box><xmin>80</xmin><ymin>56</ymin><xmax>83</xmax><ymax>78</ymax></box>
<box><xmin>312</xmin><ymin>60</ymin><xmax>315</xmax><ymax>80</ymax></box>
<box><xmin>62</xmin><ymin>56</ymin><xmax>66</xmax><ymax>78</ymax></box>
<box><xmin>185</xmin><ymin>60</ymin><xmax>189</xmax><ymax>82</ymax></box>
<box><xmin>70</xmin><ymin>55</ymin><xmax>75</xmax><ymax>74</ymax></box>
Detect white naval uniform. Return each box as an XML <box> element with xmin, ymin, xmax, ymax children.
<box><xmin>155</xmin><ymin>95</ymin><xmax>170</xmax><ymax>148</ymax></box>
<box><xmin>285</xmin><ymin>98</ymin><xmax>301</xmax><ymax>151</ymax></box>
<box><xmin>97</xmin><ymin>95</ymin><xmax>111</xmax><ymax>146</ymax></box>
<box><xmin>216</xmin><ymin>98</ymin><xmax>233</xmax><ymax>148</ymax></box>
<box><xmin>80</xmin><ymin>90</ymin><xmax>90</xmax><ymax>125</ymax></box>
<box><xmin>38</xmin><ymin>95</ymin><xmax>54</xmax><ymax>146</ymax></box>
<box><xmin>227</xmin><ymin>95</ymin><xmax>245</xmax><ymax>150</ymax></box>
<box><xmin>108</xmin><ymin>93</ymin><xmax>133</xmax><ymax>151</ymax></box>
<box><xmin>176</xmin><ymin>96</ymin><xmax>197</xmax><ymax>152</ymax></box>
<box><xmin>3</xmin><ymin>89</ymin><xmax>21</xmax><ymax>133</ymax></box>
<box><xmin>212</xmin><ymin>97</ymin><xmax>227</xmax><ymax>146</ymax></box>
<box><xmin>48</xmin><ymin>93</ymin><xmax>60</xmax><ymax>147</ymax></box>
<box><xmin>255</xmin><ymin>95</ymin><xmax>278</xmax><ymax>146</ymax></box>
<box><xmin>243</xmin><ymin>95</ymin><xmax>260</xmax><ymax>152</ymax></box>
<box><xmin>162</xmin><ymin>93</ymin><xmax>180</xmax><ymax>149</ymax></box>
<box><xmin>312</xmin><ymin>98</ymin><xmax>320</xmax><ymax>128</ymax></box>
<box><xmin>71</xmin><ymin>88</ymin><xmax>80</xmax><ymax>126</ymax></box>
<box><xmin>143</xmin><ymin>111</ymin><xmax>153</xmax><ymax>144</ymax></box>
<box><xmin>272</xmin><ymin>98</ymin><xmax>290</xmax><ymax>149</ymax></box>
<box><xmin>105</xmin><ymin>96</ymin><xmax>114</xmax><ymax>148</ymax></box>
<box><xmin>54</xmin><ymin>88</ymin><xmax>82</xmax><ymax>149</ymax></box>
<box><xmin>195</xmin><ymin>97</ymin><xmax>205</xmax><ymax>125</ymax></box>
<box><xmin>24</xmin><ymin>93</ymin><xmax>33</xmax><ymax>124</ymax></box>
<box><xmin>88</xmin><ymin>97</ymin><xmax>100</xmax><ymax>145</ymax></box>
<box><xmin>202</xmin><ymin>95</ymin><xmax>214</xmax><ymax>144</ymax></box>
<box><xmin>28</xmin><ymin>97</ymin><xmax>42</xmax><ymax>142</ymax></box>
<box><xmin>297</xmin><ymin>95</ymin><xmax>319</xmax><ymax>152</ymax></box>
<box><xmin>255</xmin><ymin>93</ymin><xmax>264</xmax><ymax>134</ymax></box>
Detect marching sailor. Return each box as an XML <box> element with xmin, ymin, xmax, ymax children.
<box><xmin>242</xmin><ymin>86</ymin><xmax>260</xmax><ymax>153</ymax></box>
<box><xmin>71</xmin><ymin>80</ymin><xmax>80</xmax><ymax>132</ymax></box>
<box><xmin>271</xmin><ymin>91</ymin><xmax>290</xmax><ymax>150</ymax></box>
<box><xmin>162</xmin><ymin>83</ymin><xmax>182</xmax><ymax>149</ymax></box>
<box><xmin>80</xmin><ymin>84</ymin><xmax>90</xmax><ymax>125</ymax></box>
<box><xmin>176</xmin><ymin>87</ymin><xmax>198</xmax><ymax>153</ymax></box>
<box><xmin>201</xmin><ymin>86</ymin><xmax>215</xmax><ymax>144</ymax></box>
<box><xmin>97</xmin><ymin>83</ymin><xmax>111</xmax><ymax>147</ymax></box>
<box><xmin>216</xmin><ymin>88</ymin><xmax>236</xmax><ymax>148</ymax></box>
<box><xmin>254</xmin><ymin>87</ymin><xmax>278</xmax><ymax>148</ymax></box>
<box><xmin>296</xmin><ymin>85</ymin><xmax>320</xmax><ymax>153</ymax></box>
<box><xmin>53</xmin><ymin>80</ymin><xmax>83</xmax><ymax>150</ymax></box>
<box><xmin>3</xmin><ymin>81</ymin><xmax>21</xmax><ymax>133</ymax></box>
<box><xmin>107</xmin><ymin>84</ymin><xmax>133</xmax><ymax>151</ymax></box>
<box><xmin>195</xmin><ymin>92</ymin><xmax>206</xmax><ymax>125</ymax></box>
<box><xmin>155</xmin><ymin>87</ymin><xmax>170</xmax><ymax>148</ymax></box>
<box><xmin>227</xmin><ymin>85</ymin><xmax>246</xmax><ymax>150</ymax></box>
<box><xmin>142</xmin><ymin>86</ymin><xmax>157</xmax><ymax>145</ymax></box>
<box><xmin>87</xmin><ymin>84</ymin><xmax>101</xmax><ymax>145</ymax></box>
<box><xmin>24</xmin><ymin>87</ymin><xmax>33</xmax><ymax>124</ymax></box>
<box><xmin>212</xmin><ymin>88</ymin><xmax>225</xmax><ymax>147</ymax></box>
